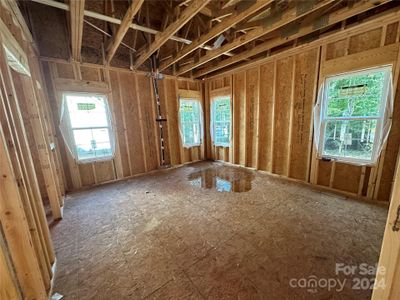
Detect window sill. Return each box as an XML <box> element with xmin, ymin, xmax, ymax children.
<box><xmin>76</xmin><ymin>156</ymin><xmax>115</xmax><ymax>164</ymax></box>
<box><xmin>183</xmin><ymin>144</ymin><xmax>201</xmax><ymax>148</ymax></box>
<box><xmin>213</xmin><ymin>144</ymin><xmax>230</xmax><ymax>148</ymax></box>
<box><xmin>320</xmin><ymin>155</ymin><xmax>376</xmax><ymax>166</ymax></box>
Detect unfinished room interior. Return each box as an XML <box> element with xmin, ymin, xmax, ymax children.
<box><xmin>3</xmin><ymin>0</ymin><xmax>400</xmax><ymax>299</ymax></box>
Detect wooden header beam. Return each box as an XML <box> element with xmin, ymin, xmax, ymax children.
<box><xmin>194</xmin><ymin>0</ymin><xmax>393</xmax><ymax>78</ymax></box>
<box><xmin>106</xmin><ymin>0</ymin><xmax>144</xmax><ymax>63</ymax></box>
<box><xmin>176</xmin><ymin>0</ymin><xmax>337</xmax><ymax>76</ymax></box>
<box><xmin>160</xmin><ymin>0</ymin><xmax>273</xmax><ymax>71</ymax></box>
<box><xmin>132</xmin><ymin>0</ymin><xmax>212</xmax><ymax>69</ymax></box>
<box><xmin>69</xmin><ymin>0</ymin><xmax>85</xmax><ymax>61</ymax></box>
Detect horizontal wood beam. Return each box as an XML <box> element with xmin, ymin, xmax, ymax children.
<box><xmin>176</xmin><ymin>0</ymin><xmax>337</xmax><ymax>76</ymax></box>
<box><xmin>69</xmin><ymin>0</ymin><xmax>85</xmax><ymax>61</ymax></box>
<box><xmin>31</xmin><ymin>0</ymin><xmax>192</xmax><ymax>45</ymax></box>
<box><xmin>194</xmin><ymin>0</ymin><xmax>393</xmax><ymax>78</ymax></box>
<box><xmin>106</xmin><ymin>0</ymin><xmax>144</xmax><ymax>63</ymax></box>
<box><xmin>160</xmin><ymin>0</ymin><xmax>272</xmax><ymax>71</ymax></box>
<box><xmin>32</xmin><ymin>0</ymin><xmax>235</xmax><ymax>55</ymax></box>
<box><xmin>132</xmin><ymin>0</ymin><xmax>212</xmax><ymax>69</ymax></box>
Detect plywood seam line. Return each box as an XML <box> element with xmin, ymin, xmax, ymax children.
<box><xmin>306</xmin><ymin>46</ymin><xmax>323</xmax><ymax>183</ymax></box>
<box><xmin>308</xmin><ymin>45</ymin><xmax>323</xmax><ymax>184</ymax></box>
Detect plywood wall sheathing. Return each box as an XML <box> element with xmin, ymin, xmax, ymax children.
<box><xmin>41</xmin><ymin>59</ymin><xmax>203</xmax><ymax>191</ymax></box>
<box><xmin>205</xmin><ymin>19</ymin><xmax>400</xmax><ymax>203</ymax></box>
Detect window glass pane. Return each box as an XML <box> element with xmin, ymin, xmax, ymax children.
<box><xmin>179</xmin><ymin>99</ymin><xmax>201</xmax><ymax>146</ymax></box>
<box><xmin>326</xmin><ymin>70</ymin><xmax>386</xmax><ymax>118</ymax></box>
<box><xmin>213</xmin><ymin>97</ymin><xmax>231</xmax><ymax>145</ymax></box>
<box><xmin>323</xmin><ymin>119</ymin><xmax>377</xmax><ymax>161</ymax></box>
<box><xmin>215</xmin><ymin>122</ymin><xmax>230</xmax><ymax>145</ymax></box>
<box><xmin>66</xmin><ymin>94</ymin><xmax>109</xmax><ymax>128</ymax></box>
<box><xmin>62</xmin><ymin>93</ymin><xmax>114</xmax><ymax>162</ymax></box>
<box><xmin>73</xmin><ymin>128</ymin><xmax>112</xmax><ymax>161</ymax></box>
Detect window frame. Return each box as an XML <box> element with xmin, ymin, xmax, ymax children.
<box><xmin>178</xmin><ymin>98</ymin><xmax>203</xmax><ymax>148</ymax></box>
<box><xmin>211</xmin><ymin>95</ymin><xmax>232</xmax><ymax>147</ymax></box>
<box><xmin>318</xmin><ymin>65</ymin><xmax>392</xmax><ymax>165</ymax></box>
<box><xmin>61</xmin><ymin>92</ymin><xmax>115</xmax><ymax>164</ymax></box>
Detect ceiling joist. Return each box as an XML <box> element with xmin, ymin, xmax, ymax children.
<box><xmin>30</xmin><ymin>0</ymin><xmax>399</xmax><ymax>78</ymax></box>
<box><xmin>176</xmin><ymin>0</ymin><xmax>338</xmax><ymax>76</ymax></box>
<box><xmin>194</xmin><ymin>0</ymin><xmax>393</xmax><ymax>78</ymax></box>
<box><xmin>69</xmin><ymin>0</ymin><xmax>85</xmax><ymax>61</ymax></box>
<box><xmin>106</xmin><ymin>0</ymin><xmax>144</xmax><ymax>63</ymax></box>
<box><xmin>31</xmin><ymin>0</ymin><xmax>193</xmax><ymax>46</ymax></box>
<box><xmin>160</xmin><ymin>0</ymin><xmax>273</xmax><ymax>71</ymax></box>
<box><xmin>132</xmin><ymin>0</ymin><xmax>212</xmax><ymax>69</ymax></box>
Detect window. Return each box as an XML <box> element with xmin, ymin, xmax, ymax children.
<box><xmin>60</xmin><ymin>93</ymin><xmax>115</xmax><ymax>163</ymax></box>
<box><xmin>179</xmin><ymin>99</ymin><xmax>202</xmax><ymax>147</ymax></box>
<box><xmin>211</xmin><ymin>96</ymin><xmax>231</xmax><ymax>147</ymax></box>
<box><xmin>317</xmin><ymin>66</ymin><xmax>392</xmax><ymax>164</ymax></box>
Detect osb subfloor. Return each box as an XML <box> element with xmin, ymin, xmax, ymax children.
<box><xmin>51</xmin><ymin>161</ymin><xmax>388</xmax><ymax>299</ymax></box>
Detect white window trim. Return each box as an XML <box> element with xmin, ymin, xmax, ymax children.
<box><xmin>318</xmin><ymin>65</ymin><xmax>392</xmax><ymax>165</ymax></box>
<box><xmin>211</xmin><ymin>95</ymin><xmax>232</xmax><ymax>147</ymax></box>
<box><xmin>61</xmin><ymin>92</ymin><xmax>115</xmax><ymax>164</ymax></box>
<box><xmin>178</xmin><ymin>98</ymin><xmax>203</xmax><ymax>148</ymax></box>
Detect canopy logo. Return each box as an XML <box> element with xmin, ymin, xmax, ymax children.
<box><xmin>289</xmin><ymin>275</ymin><xmax>346</xmax><ymax>293</ymax></box>
<box><xmin>289</xmin><ymin>263</ymin><xmax>386</xmax><ymax>294</ymax></box>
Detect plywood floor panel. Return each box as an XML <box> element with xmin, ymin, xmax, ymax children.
<box><xmin>51</xmin><ymin>162</ymin><xmax>387</xmax><ymax>299</ymax></box>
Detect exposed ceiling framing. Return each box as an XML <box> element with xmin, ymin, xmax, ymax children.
<box><xmin>105</xmin><ymin>0</ymin><xmax>144</xmax><ymax>63</ymax></box>
<box><xmin>26</xmin><ymin>0</ymin><xmax>399</xmax><ymax>77</ymax></box>
<box><xmin>69</xmin><ymin>0</ymin><xmax>85</xmax><ymax>61</ymax></box>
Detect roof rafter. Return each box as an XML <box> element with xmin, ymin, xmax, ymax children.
<box><xmin>69</xmin><ymin>0</ymin><xmax>85</xmax><ymax>61</ymax></box>
<box><xmin>106</xmin><ymin>0</ymin><xmax>144</xmax><ymax>63</ymax></box>
<box><xmin>176</xmin><ymin>0</ymin><xmax>338</xmax><ymax>76</ymax></box>
<box><xmin>194</xmin><ymin>0</ymin><xmax>393</xmax><ymax>78</ymax></box>
<box><xmin>132</xmin><ymin>0</ymin><xmax>212</xmax><ymax>69</ymax></box>
<box><xmin>160</xmin><ymin>0</ymin><xmax>273</xmax><ymax>71</ymax></box>
<box><xmin>31</xmin><ymin>0</ymin><xmax>193</xmax><ymax>45</ymax></box>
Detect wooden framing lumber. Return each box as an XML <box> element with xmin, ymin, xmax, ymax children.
<box><xmin>132</xmin><ymin>0</ymin><xmax>212</xmax><ymax>69</ymax></box>
<box><xmin>194</xmin><ymin>0</ymin><xmax>393</xmax><ymax>78</ymax></box>
<box><xmin>176</xmin><ymin>0</ymin><xmax>337</xmax><ymax>75</ymax></box>
<box><xmin>106</xmin><ymin>0</ymin><xmax>144</xmax><ymax>63</ymax></box>
<box><xmin>32</xmin><ymin>0</ymin><xmax>193</xmax><ymax>45</ymax></box>
<box><xmin>69</xmin><ymin>0</ymin><xmax>85</xmax><ymax>61</ymax></box>
<box><xmin>0</xmin><ymin>233</ymin><xmax>21</xmax><ymax>300</ymax></box>
<box><xmin>0</xmin><ymin>39</ymin><xmax>47</xmax><ymax>300</ymax></box>
<box><xmin>160</xmin><ymin>0</ymin><xmax>273</xmax><ymax>71</ymax></box>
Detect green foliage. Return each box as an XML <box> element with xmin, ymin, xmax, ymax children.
<box><xmin>327</xmin><ymin>71</ymin><xmax>384</xmax><ymax>118</ymax></box>
<box><xmin>180</xmin><ymin>100</ymin><xmax>201</xmax><ymax>145</ymax></box>
<box><xmin>323</xmin><ymin>70</ymin><xmax>386</xmax><ymax>160</ymax></box>
<box><xmin>213</xmin><ymin>97</ymin><xmax>231</xmax><ymax>145</ymax></box>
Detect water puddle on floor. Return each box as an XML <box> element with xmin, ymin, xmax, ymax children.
<box><xmin>188</xmin><ymin>165</ymin><xmax>255</xmax><ymax>192</ymax></box>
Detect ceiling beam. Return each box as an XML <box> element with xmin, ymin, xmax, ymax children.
<box><xmin>160</xmin><ymin>0</ymin><xmax>273</xmax><ymax>71</ymax></box>
<box><xmin>69</xmin><ymin>0</ymin><xmax>85</xmax><ymax>61</ymax></box>
<box><xmin>132</xmin><ymin>0</ymin><xmax>212</xmax><ymax>69</ymax></box>
<box><xmin>31</xmin><ymin>0</ymin><xmax>191</xmax><ymax>45</ymax></box>
<box><xmin>32</xmin><ymin>0</ymin><xmax>236</xmax><ymax>56</ymax></box>
<box><xmin>176</xmin><ymin>0</ymin><xmax>338</xmax><ymax>76</ymax></box>
<box><xmin>194</xmin><ymin>0</ymin><xmax>393</xmax><ymax>78</ymax></box>
<box><xmin>181</xmin><ymin>1</ymin><xmax>215</xmax><ymax>18</ymax></box>
<box><xmin>106</xmin><ymin>0</ymin><xmax>144</xmax><ymax>63</ymax></box>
